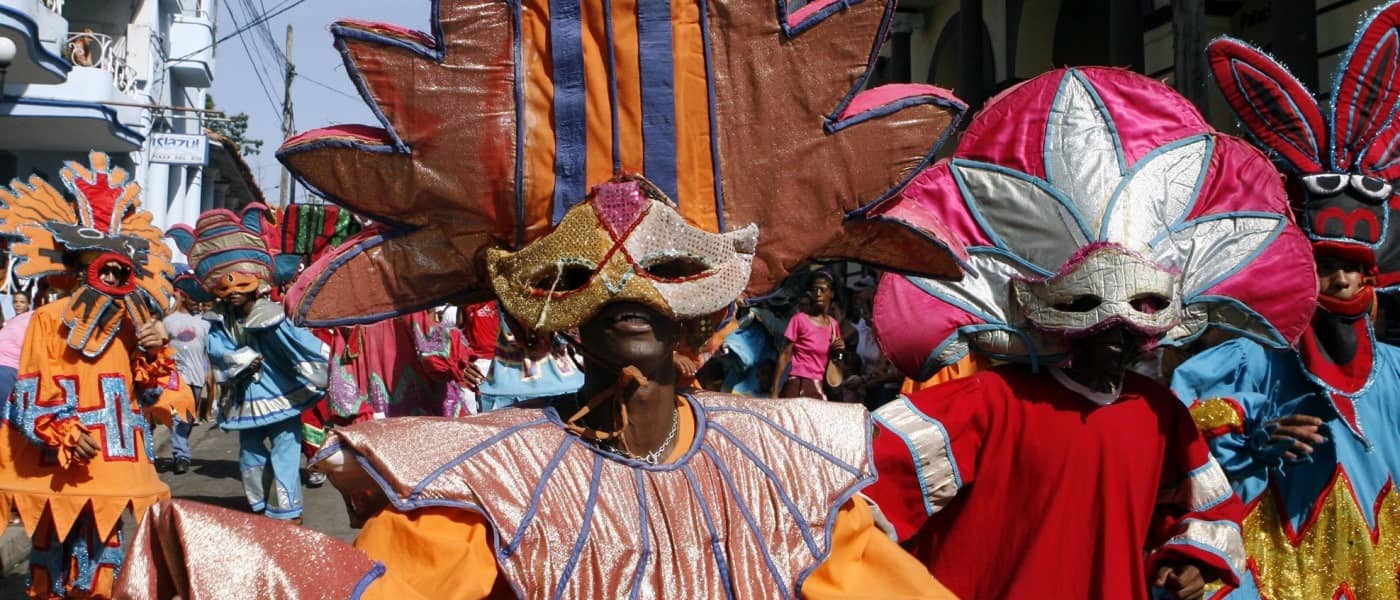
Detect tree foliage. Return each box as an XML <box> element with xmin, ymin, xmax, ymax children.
<box><xmin>205</xmin><ymin>95</ymin><xmax>265</xmax><ymax>156</ymax></box>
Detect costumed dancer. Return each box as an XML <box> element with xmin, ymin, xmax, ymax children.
<box><xmin>1170</xmin><ymin>5</ymin><xmax>1400</xmax><ymax>597</ymax></box>
<box><xmin>167</xmin><ymin>205</ymin><xmax>328</xmax><ymax>523</ymax></box>
<box><xmin>0</xmin><ymin>152</ymin><xmax>178</xmax><ymax>599</ymax></box>
<box><xmin>862</xmin><ymin>67</ymin><xmax>1318</xmax><ymax>599</ymax></box>
<box><xmin>112</xmin><ymin>0</ymin><xmax>973</xmax><ymax>597</ymax></box>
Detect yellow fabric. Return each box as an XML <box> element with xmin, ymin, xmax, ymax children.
<box><xmin>671</xmin><ymin>0</ymin><xmax>719</xmax><ymax>230</ymax></box>
<box><xmin>902</xmin><ymin>352</ymin><xmax>990</xmax><ymax>395</ymax></box>
<box><xmin>801</xmin><ymin>499</ymin><xmax>958</xmax><ymax>600</ymax></box>
<box><xmin>356</xmin><ymin>498</ymin><xmax>953</xmax><ymax>600</ymax></box>
<box><xmin>354</xmin><ymin>508</ymin><xmax>506</xmax><ymax>600</ymax></box>
<box><xmin>355</xmin><ymin>396</ymin><xmax>953</xmax><ymax>599</ymax></box>
<box><xmin>0</xmin><ymin>301</ymin><xmax>170</xmax><ymax>541</ymax></box>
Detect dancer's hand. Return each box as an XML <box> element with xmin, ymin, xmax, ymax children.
<box><xmin>1153</xmin><ymin>563</ymin><xmax>1205</xmax><ymax>599</ymax></box>
<box><xmin>1268</xmin><ymin>414</ymin><xmax>1327</xmax><ymax>460</ymax></box>
<box><xmin>137</xmin><ymin>320</ymin><xmax>169</xmax><ymax>351</ymax></box>
<box><xmin>462</xmin><ymin>360</ymin><xmax>485</xmax><ymax>387</ymax></box>
<box><xmin>673</xmin><ymin>354</ymin><xmax>698</xmax><ymax>380</ymax></box>
<box><xmin>73</xmin><ymin>432</ymin><xmax>102</xmax><ymax>462</ymax></box>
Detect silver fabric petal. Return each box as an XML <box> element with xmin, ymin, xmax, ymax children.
<box><xmin>932</xmin><ymin>338</ymin><xmax>971</xmax><ymax>366</ymax></box>
<box><xmin>1151</xmin><ymin>215</ymin><xmax>1284</xmax><ymax>296</ymax></box>
<box><xmin>1045</xmin><ymin>71</ymin><xmax>1125</xmax><ymax>234</ymax></box>
<box><xmin>1157</xmin><ymin>455</ymin><xmax>1233</xmax><ymax>511</ymax></box>
<box><xmin>1102</xmin><ymin>137</ymin><xmax>1212</xmax><ymax>248</ymax></box>
<box><xmin>1167</xmin><ymin>300</ymin><xmax>1289</xmax><ymax>347</ymax></box>
<box><xmin>910</xmin><ymin>252</ymin><xmax>1025</xmax><ymax>326</ymax></box>
<box><xmin>954</xmin><ymin>162</ymin><xmax>1089</xmax><ymax>273</ymax></box>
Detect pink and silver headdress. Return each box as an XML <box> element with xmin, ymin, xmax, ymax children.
<box><xmin>1208</xmin><ymin>1</ymin><xmax>1400</xmax><ymax>288</ymax></box>
<box><xmin>874</xmin><ymin>67</ymin><xmax>1316</xmax><ymax>378</ymax></box>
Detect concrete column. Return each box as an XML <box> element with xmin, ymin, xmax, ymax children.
<box><xmin>167</xmin><ymin>165</ymin><xmax>187</xmax><ymax>232</ymax></box>
<box><xmin>143</xmin><ymin>161</ymin><xmax>170</xmax><ymax>231</ymax></box>
<box><xmin>960</xmin><ymin>0</ymin><xmax>986</xmax><ymax>109</ymax></box>
<box><xmin>1172</xmin><ymin>0</ymin><xmax>1209</xmax><ymax>112</ymax></box>
<box><xmin>1272</xmin><ymin>0</ymin><xmax>1319</xmax><ymax>91</ymax></box>
<box><xmin>1110</xmin><ymin>0</ymin><xmax>1145</xmax><ymax>73</ymax></box>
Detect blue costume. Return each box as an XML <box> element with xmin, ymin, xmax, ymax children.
<box><xmin>1173</xmin><ymin>334</ymin><xmax>1400</xmax><ymax>599</ymax></box>
<box><xmin>1174</xmin><ymin>6</ymin><xmax>1400</xmax><ymax>596</ymax></box>
<box><xmin>170</xmin><ymin>204</ymin><xmax>329</xmax><ymax>521</ymax></box>
<box><xmin>206</xmin><ymin>297</ymin><xmax>328</xmax><ymax>520</ymax></box>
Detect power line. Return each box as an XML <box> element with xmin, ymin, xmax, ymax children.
<box><xmin>224</xmin><ymin>0</ymin><xmax>283</xmax><ymax>124</ymax></box>
<box><xmin>295</xmin><ymin>72</ymin><xmax>361</xmax><ymax>102</ymax></box>
<box><xmin>252</xmin><ymin>0</ymin><xmax>288</xmax><ymax>63</ymax></box>
<box><xmin>238</xmin><ymin>0</ymin><xmax>285</xmax><ymax>71</ymax></box>
<box><xmin>168</xmin><ymin>0</ymin><xmax>307</xmax><ymax>63</ymax></box>
<box><xmin>230</xmin><ymin>0</ymin><xmax>283</xmax><ymax>80</ymax></box>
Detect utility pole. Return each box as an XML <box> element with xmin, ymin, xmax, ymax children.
<box><xmin>278</xmin><ymin>24</ymin><xmax>295</xmax><ymax>207</ymax></box>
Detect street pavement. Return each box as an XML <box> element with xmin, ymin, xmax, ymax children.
<box><xmin>1</xmin><ymin>418</ymin><xmax>358</xmax><ymax>594</ymax></box>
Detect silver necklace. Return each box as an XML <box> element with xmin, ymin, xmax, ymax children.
<box><xmin>603</xmin><ymin>408</ymin><xmax>680</xmax><ymax>465</ymax></box>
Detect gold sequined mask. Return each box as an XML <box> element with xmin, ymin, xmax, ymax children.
<box><xmin>488</xmin><ymin>177</ymin><xmax>757</xmax><ymax>332</ymax></box>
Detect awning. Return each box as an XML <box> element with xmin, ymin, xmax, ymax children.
<box><xmin>0</xmin><ymin>96</ymin><xmax>143</xmax><ymax>152</ymax></box>
<box><xmin>0</xmin><ymin>5</ymin><xmax>69</xmax><ymax>85</ymax></box>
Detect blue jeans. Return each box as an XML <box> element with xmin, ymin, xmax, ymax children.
<box><xmin>167</xmin><ymin>385</ymin><xmax>200</xmax><ymax>462</ymax></box>
<box><xmin>170</xmin><ymin>416</ymin><xmax>192</xmax><ymax>462</ymax></box>
<box><xmin>0</xmin><ymin>365</ymin><xmax>16</xmax><ymax>415</ymax></box>
<box><xmin>237</xmin><ymin>417</ymin><xmax>303</xmax><ymax>520</ymax></box>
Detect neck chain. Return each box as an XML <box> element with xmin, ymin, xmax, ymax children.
<box><xmin>601</xmin><ymin>407</ymin><xmax>680</xmax><ymax>465</ymax></box>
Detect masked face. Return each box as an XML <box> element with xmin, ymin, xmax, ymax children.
<box><xmin>488</xmin><ymin>178</ymin><xmax>758</xmax><ymax>332</ymax></box>
<box><xmin>212</xmin><ymin>271</ymin><xmax>264</xmax><ymax>299</ymax></box>
<box><xmin>1012</xmin><ymin>245</ymin><xmax>1181</xmax><ymax>339</ymax></box>
<box><xmin>84</xmin><ymin>252</ymin><xmax>137</xmax><ymax>297</ymax></box>
<box><xmin>1299</xmin><ymin>173</ymin><xmax>1392</xmax><ymax>246</ymax></box>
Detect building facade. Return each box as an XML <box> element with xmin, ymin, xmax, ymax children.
<box><xmin>0</xmin><ymin>0</ymin><xmax>257</xmax><ymax>240</ymax></box>
<box><xmin>880</xmin><ymin>0</ymin><xmax>1385</xmax><ymax>133</ymax></box>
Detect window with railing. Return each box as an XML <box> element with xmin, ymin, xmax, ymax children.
<box><xmin>64</xmin><ymin>30</ymin><xmax>138</xmax><ymax>95</ymax></box>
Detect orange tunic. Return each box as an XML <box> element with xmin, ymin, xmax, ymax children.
<box><xmin>0</xmin><ymin>301</ymin><xmax>169</xmax><ymax>542</ymax></box>
<box><xmin>901</xmin><ymin>352</ymin><xmax>990</xmax><ymax>395</ymax></box>
<box><xmin>350</xmin><ymin>397</ymin><xmax>956</xmax><ymax>599</ymax></box>
<box><xmin>143</xmin><ymin>374</ymin><xmax>197</xmax><ymax>429</ymax></box>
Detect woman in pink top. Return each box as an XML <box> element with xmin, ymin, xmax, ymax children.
<box><xmin>770</xmin><ymin>271</ymin><xmax>844</xmax><ymax>399</ymax></box>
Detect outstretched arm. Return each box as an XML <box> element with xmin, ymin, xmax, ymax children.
<box><xmin>861</xmin><ymin>378</ymin><xmax>989</xmax><ymax>542</ymax></box>
<box><xmin>1147</xmin><ymin>401</ymin><xmax>1248</xmax><ymax>596</ymax></box>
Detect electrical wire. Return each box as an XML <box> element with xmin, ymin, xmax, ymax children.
<box><xmin>224</xmin><ymin>0</ymin><xmax>284</xmax><ymax>125</ymax></box>
<box><xmin>167</xmin><ymin>0</ymin><xmax>307</xmax><ymax>63</ymax></box>
<box><xmin>295</xmin><ymin>72</ymin><xmax>361</xmax><ymax>102</ymax></box>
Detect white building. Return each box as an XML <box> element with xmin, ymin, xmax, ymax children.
<box><xmin>0</xmin><ymin>0</ymin><xmax>260</xmax><ymax>237</ymax></box>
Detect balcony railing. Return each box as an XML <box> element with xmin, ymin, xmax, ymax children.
<box><xmin>41</xmin><ymin>0</ymin><xmax>63</xmax><ymax>15</ymax></box>
<box><xmin>63</xmin><ymin>31</ymin><xmax>138</xmax><ymax>95</ymax></box>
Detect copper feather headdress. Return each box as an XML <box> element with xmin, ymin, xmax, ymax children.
<box><xmin>276</xmin><ymin>0</ymin><xmax>969</xmax><ymax>328</ymax></box>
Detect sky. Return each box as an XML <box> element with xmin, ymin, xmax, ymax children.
<box><xmin>209</xmin><ymin>0</ymin><xmax>431</xmax><ymax>203</ymax></box>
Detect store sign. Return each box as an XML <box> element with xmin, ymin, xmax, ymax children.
<box><xmin>149</xmin><ymin>133</ymin><xmax>209</xmax><ymax>166</ymax></box>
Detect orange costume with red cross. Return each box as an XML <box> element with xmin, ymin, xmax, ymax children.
<box><xmin>0</xmin><ymin>152</ymin><xmax>177</xmax><ymax>599</ymax></box>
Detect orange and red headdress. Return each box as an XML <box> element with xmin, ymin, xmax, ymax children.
<box><xmin>0</xmin><ymin>151</ymin><xmax>176</xmax><ymax>357</ymax></box>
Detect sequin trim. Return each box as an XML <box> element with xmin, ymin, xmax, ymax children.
<box><xmin>1191</xmin><ymin>397</ymin><xmax>1246</xmax><ymax>438</ymax></box>
<box><xmin>872</xmin><ymin>396</ymin><xmax>962</xmax><ymax>516</ymax></box>
<box><xmin>1160</xmin><ymin>456</ymin><xmax>1234</xmax><ymax>512</ymax></box>
<box><xmin>1162</xmin><ymin>518</ymin><xmax>1247</xmax><ymax>574</ymax></box>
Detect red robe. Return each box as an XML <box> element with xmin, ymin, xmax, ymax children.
<box><xmin>865</xmin><ymin>366</ymin><xmax>1246</xmax><ymax>599</ymax></box>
